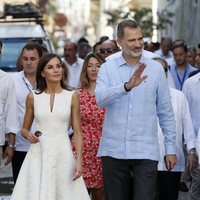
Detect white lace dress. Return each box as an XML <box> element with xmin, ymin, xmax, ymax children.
<box><xmin>10</xmin><ymin>90</ymin><xmax>90</xmax><ymax>200</ymax></box>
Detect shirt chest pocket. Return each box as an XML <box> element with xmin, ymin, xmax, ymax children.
<box><xmin>134</xmin><ymin>81</ymin><xmax>156</xmax><ymax>104</ymax></box>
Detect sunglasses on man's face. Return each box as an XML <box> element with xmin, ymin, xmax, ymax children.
<box><xmin>99</xmin><ymin>48</ymin><xmax>115</xmax><ymax>54</ymax></box>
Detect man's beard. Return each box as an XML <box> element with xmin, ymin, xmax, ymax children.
<box><xmin>123</xmin><ymin>48</ymin><xmax>143</xmax><ymax>58</ymax></box>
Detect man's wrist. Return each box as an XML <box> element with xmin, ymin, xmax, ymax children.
<box><xmin>7</xmin><ymin>143</ymin><xmax>16</xmax><ymax>150</ymax></box>
<box><xmin>189</xmin><ymin>148</ymin><xmax>197</xmax><ymax>155</ymax></box>
<box><xmin>124</xmin><ymin>82</ymin><xmax>131</xmax><ymax>92</ymax></box>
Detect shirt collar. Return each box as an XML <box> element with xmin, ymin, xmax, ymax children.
<box><xmin>21</xmin><ymin>70</ymin><xmax>27</xmax><ymax>80</ymax></box>
<box><xmin>64</xmin><ymin>57</ymin><xmax>82</xmax><ymax>67</ymax></box>
<box><xmin>117</xmin><ymin>50</ymin><xmax>146</xmax><ymax>67</ymax></box>
<box><xmin>21</xmin><ymin>70</ymin><xmax>36</xmax><ymax>89</ymax></box>
<box><xmin>174</xmin><ymin>63</ymin><xmax>192</xmax><ymax>71</ymax></box>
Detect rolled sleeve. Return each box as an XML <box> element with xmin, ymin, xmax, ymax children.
<box><xmin>5</xmin><ymin>78</ymin><xmax>19</xmax><ymax>134</ymax></box>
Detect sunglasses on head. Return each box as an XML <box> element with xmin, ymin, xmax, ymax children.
<box><xmin>99</xmin><ymin>48</ymin><xmax>115</xmax><ymax>54</ymax></box>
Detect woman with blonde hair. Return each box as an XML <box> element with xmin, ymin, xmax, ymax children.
<box><xmin>76</xmin><ymin>53</ymin><xmax>105</xmax><ymax>200</ymax></box>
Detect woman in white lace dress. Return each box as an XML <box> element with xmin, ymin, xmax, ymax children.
<box><xmin>10</xmin><ymin>53</ymin><xmax>90</xmax><ymax>200</ymax></box>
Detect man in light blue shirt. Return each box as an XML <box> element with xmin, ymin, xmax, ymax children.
<box><xmin>95</xmin><ymin>19</ymin><xmax>177</xmax><ymax>200</ymax></box>
<box><xmin>169</xmin><ymin>40</ymin><xmax>196</xmax><ymax>90</ymax></box>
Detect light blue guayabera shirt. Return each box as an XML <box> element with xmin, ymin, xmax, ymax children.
<box><xmin>95</xmin><ymin>53</ymin><xmax>176</xmax><ymax>161</ymax></box>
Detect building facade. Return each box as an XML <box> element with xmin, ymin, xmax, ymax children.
<box><xmin>156</xmin><ymin>0</ymin><xmax>200</xmax><ymax>46</ymax></box>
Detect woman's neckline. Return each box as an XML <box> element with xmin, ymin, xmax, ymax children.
<box><xmin>43</xmin><ymin>89</ymin><xmax>64</xmax><ymax>95</ymax></box>
<box><xmin>82</xmin><ymin>88</ymin><xmax>94</xmax><ymax>96</ymax></box>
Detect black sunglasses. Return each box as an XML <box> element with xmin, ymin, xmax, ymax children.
<box><xmin>164</xmin><ymin>67</ymin><xmax>168</xmax><ymax>72</ymax></box>
<box><xmin>99</xmin><ymin>48</ymin><xmax>115</xmax><ymax>54</ymax></box>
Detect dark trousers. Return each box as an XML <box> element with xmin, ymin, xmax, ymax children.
<box><xmin>12</xmin><ymin>150</ymin><xmax>27</xmax><ymax>183</ymax></box>
<box><xmin>101</xmin><ymin>156</ymin><xmax>158</xmax><ymax>200</ymax></box>
<box><xmin>156</xmin><ymin>171</ymin><xmax>181</xmax><ymax>200</ymax></box>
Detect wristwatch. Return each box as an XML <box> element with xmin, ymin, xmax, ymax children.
<box><xmin>124</xmin><ymin>82</ymin><xmax>131</xmax><ymax>92</ymax></box>
<box><xmin>189</xmin><ymin>148</ymin><xmax>197</xmax><ymax>156</ymax></box>
<box><xmin>7</xmin><ymin>144</ymin><xmax>16</xmax><ymax>150</ymax></box>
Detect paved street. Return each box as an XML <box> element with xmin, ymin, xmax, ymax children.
<box><xmin>0</xmin><ymin>163</ymin><xmax>189</xmax><ymax>200</ymax></box>
<box><xmin>0</xmin><ymin>163</ymin><xmax>13</xmax><ymax>200</ymax></box>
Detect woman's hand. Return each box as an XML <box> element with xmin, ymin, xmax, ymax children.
<box><xmin>73</xmin><ymin>160</ymin><xmax>82</xmax><ymax>181</ymax></box>
<box><xmin>26</xmin><ymin>133</ymin><xmax>40</xmax><ymax>144</ymax></box>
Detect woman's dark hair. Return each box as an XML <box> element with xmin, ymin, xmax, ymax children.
<box><xmin>36</xmin><ymin>53</ymin><xmax>69</xmax><ymax>93</ymax></box>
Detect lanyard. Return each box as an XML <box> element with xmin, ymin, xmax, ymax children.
<box><xmin>175</xmin><ymin>67</ymin><xmax>188</xmax><ymax>90</ymax></box>
<box><xmin>22</xmin><ymin>77</ymin><xmax>32</xmax><ymax>92</ymax></box>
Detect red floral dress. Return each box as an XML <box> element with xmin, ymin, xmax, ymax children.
<box><xmin>78</xmin><ymin>88</ymin><xmax>105</xmax><ymax>189</ymax></box>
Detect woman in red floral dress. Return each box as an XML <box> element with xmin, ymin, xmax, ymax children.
<box><xmin>78</xmin><ymin>53</ymin><xmax>105</xmax><ymax>200</ymax></box>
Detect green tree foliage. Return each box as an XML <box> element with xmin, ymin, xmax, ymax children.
<box><xmin>105</xmin><ymin>7</ymin><xmax>173</xmax><ymax>38</ymax></box>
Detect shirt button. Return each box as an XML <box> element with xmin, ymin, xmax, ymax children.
<box><xmin>129</xmin><ymin>105</ymin><xmax>132</xmax><ymax>108</ymax></box>
<box><xmin>128</xmin><ymin>117</ymin><xmax>132</xmax><ymax>120</ymax></box>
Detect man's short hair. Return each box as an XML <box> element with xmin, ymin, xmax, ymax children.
<box><xmin>78</xmin><ymin>42</ymin><xmax>91</xmax><ymax>50</ymax></box>
<box><xmin>21</xmin><ymin>42</ymin><xmax>43</xmax><ymax>58</ymax></box>
<box><xmin>117</xmin><ymin>19</ymin><xmax>140</xmax><ymax>38</ymax></box>
<box><xmin>198</xmin><ymin>43</ymin><xmax>200</xmax><ymax>49</ymax></box>
<box><xmin>161</xmin><ymin>36</ymin><xmax>172</xmax><ymax>43</ymax></box>
<box><xmin>171</xmin><ymin>39</ymin><xmax>187</xmax><ymax>52</ymax></box>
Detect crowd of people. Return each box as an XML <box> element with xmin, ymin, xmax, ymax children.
<box><xmin>0</xmin><ymin>18</ymin><xmax>200</xmax><ymax>200</ymax></box>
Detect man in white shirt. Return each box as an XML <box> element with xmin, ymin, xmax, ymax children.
<box><xmin>0</xmin><ymin>41</ymin><xmax>19</xmax><ymax>166</ymax></box>
<box><xmin>183</xmin><ymin>72</ymin><xmax>200</xmax><ymax>200</ymax></box>
<box><xmin>63</xmin><ymin>40</ymin><xmax>84</xmax><ymax>89</ymax></box>
<box><xmin>11</xmin><ymin>43</ymin><xmax>43</xmax><ymax>183</ymax></box>
<box><xmin>0</xmin><ymin>69</ymin><xmax>19</xmax><ymax>166</ymax></box>
<box><xmin>154</xmin><ymin>57</ymin><xmax>197</xmax><ymax>200</ymax></box>
<box><xmin>154</xmin><ymin>36</ymin><xmax>173</xmax><ymax>60</ymax></box>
